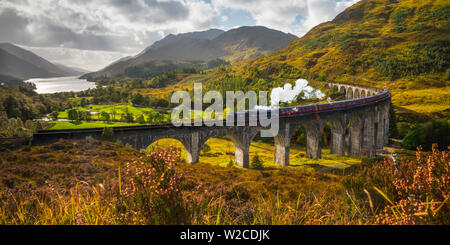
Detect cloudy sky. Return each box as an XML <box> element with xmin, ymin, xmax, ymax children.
<box><xmin>0</xmin><ymin>0</ymin><xmax>359</xmax><ymax>71</ymax></box>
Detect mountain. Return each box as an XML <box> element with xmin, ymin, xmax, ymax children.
<box><xmin>134</xmin><ymin>26</ymin><xmax>296</xmax><ymax>63</ymax></box>
<box><xmin>83</xmin><ymin>26</ymin><xmax>297</xmax><ymax>80</ymax></box>
<box><xmin>110</xmin><ymin>56</ymin><xmax>133</xmax><ymax>66</ymax></box>
<box><xmin>0</xmin><ymin>43</ymin><xmax>77</xmax><ymax>78</ymax></box>
<box><xmin>213</xmin><ymin>26</ymin><xmax>299</xmax><ymax>61</ymax></box>
<box><xmin>0</xmin><ymin>48</ymin><xmax>63</xmax><ymax>79</ymax></box>
<box><xmin>140</xmin><ymin>29</ymin><xmax>225</xmax><ymax>54</ymax></box>
<box><xmin>54</xmin><ymin>63</ymin><xmax>91</xmax><ymax>76</ymax></box>
<box><xmin>234</xmin><ymin>0</ymin><xmax>450</xmax><ymax>88</ymax></box>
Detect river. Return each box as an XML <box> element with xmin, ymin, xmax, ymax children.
<box><xmin>25</xmin><ymin>76</ymin><xmax>97</xmax><ymax>94</ymax></box>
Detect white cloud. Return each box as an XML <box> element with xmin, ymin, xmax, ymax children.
<box><xmin>301</xmin><ymin>0</ymin><xmax>359</xmax><ymax>32</ymax></box>
<box><xmin>0</xmin><ymin>0</ymin><xmax>360</xmax><ymax>70</ymax></box>
<box><xmin>212</xmin><ymin>0</ymin><xmax>359</xmax><ymax>35</ymax></box>
<box><xmin>20</xmin><ymin>46</ymin><xmax>127</xmax><ymax>72</ymax></box>
<box><xmin>0</xmin><ymin>0</ymin><xmax>220</xmax><ymax>70</ymax></box>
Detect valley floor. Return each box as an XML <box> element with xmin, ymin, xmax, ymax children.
<box><xmin>151</xmin><ymin>137</ymin><xmax>363</xmax><ymax>171</ymax></box>
<box><xmin>48</xmin><ymin>121</ymin><xmax>143</xmax><ymax>130</ymax></box>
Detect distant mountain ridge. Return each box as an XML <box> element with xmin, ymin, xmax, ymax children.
<box><xmin>83</xmin><ymin>26</ymin><xmax>298</xmax><ymax>80</ymax></box>
<box><xmin>0</xmin><ymin>43</ymin><xmax>80</xmax><ymax>80</ymax></box>
<box><xmin>0</xmin><ymin>48</ymin><xmax>62</xmax><ymax>79</ymax></box>
<box><xmin>140</xmin><ymin>29</ymin><xmax>225</xmax><ymax>55</ymax></box>
<box><xmin>54</xmin><ymin>63</ymin><xmax>91</xmax><ymax>76</ymax></box>
<box><xmin>0</xmin><ymin>43</ymin><xmax>78</xmax><ymax>78</ymax></box>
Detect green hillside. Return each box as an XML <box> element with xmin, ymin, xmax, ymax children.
<box><xmin>233</xmin><ymin>0</ymin><xmax>450</xmax><ymax>114</ymax></box>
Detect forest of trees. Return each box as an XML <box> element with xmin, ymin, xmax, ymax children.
<box><xmin>0</xmin><ymin>85</ymin><xmax>57</xmax><ymax>121</ymax></box>
<box><xmin>402</xmin><ymin>118</ymin><xmax>449</xmax><ymax>150</ymax></box>
<box><xmin>122</xmin><ymin>59</ymin><xmax>229</xmax><ymax>79</ymax></box>
<box><xmin>49</xmin><ymin>83</ymin><xmax>171</xmax><ymax>109</ymax></box>
<box><xmin>65</xmin><ymin>108</ymin><xmax>167</xmax><ymax>124</ymax></box>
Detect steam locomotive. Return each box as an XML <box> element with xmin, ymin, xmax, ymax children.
<box><xmin>226</xmin><ymin>89</ymin><xmax>390</xmax><ymax>122</ymax></box>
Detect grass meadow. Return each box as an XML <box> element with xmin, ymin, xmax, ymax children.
<box><xmin>149</xmin><ymin>137</ymin><xmax>361</xmax><ymax>171</ymax></box>
<box><xmin>58</xmin><ymin>104</ymin><xmax>157</xmax><ymax>121</ymax></box>
<box><xmin>390</xmin><ymin>87</ymin><xmax>450</xmax><ymax>115</ymax></box>
<box><xmin>49</xmin><ymin>121</ymin><xmax>143</xmax><ymax>130</ymax></box>
<box><xmin>0</xmin><ymin>139</ymin><xmax>447</xmax><ymax>225</ymax></box>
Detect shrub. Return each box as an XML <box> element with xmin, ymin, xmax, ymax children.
<box><xmin>131</xmin><ymin>93</ymin><xmax>147</xmax><ymax>107</ymax></box>
<box><xmin>136</xmin><ymin>115</ymin><xmax>146</xmax><ymax>124</ymax></box>
<box><xmin>85</xmin><ymin>136</ymin><xmax>94</xmax><ymax>142</ymax></box>
<box><xmin>393</xmin><ymin>7</ymin><xmax>414</xmax><ymax>26</ymax></box>
<box><xmin>201</xmin><ymin>144</ymin><xmax>211</xmax><ymax>154</ymax></box>
<box><xmin>67</xmin><ymin>109</ymin><xmax>79</xmax><ymax>121</ymax></box>
<box><xmin>361</xmin><ymin>156</ymin><xmax>386</xmax><ymax>167</ymax></box>
<box><xmin>374</xmin><ymin>40</ymin><xmax>450</xmax><ymax>79</ymax></box>
<box><xmin>342</xmin><ymin>145</ymin><xmax>449</xmax><ymax>225</ymax></box>
<box><xmin>402</xmin><ymin>118</ymin><xmax>449</xmax><ymax>150</ymax></box>
<box><xmin>148</xmin><ymin>111</ymin><xmax>164</xmax><ymax>123</ymax></box>
<box><xmin>396</xmin><ymin>122</ymin><xmax>411</xmax><ymax>139</ymax></box>
<box><xmin>146</xmin><ymin>144</ymin><xmax>157</xmax><ymax>153</ymax></box>
<box><xmin>293</xmin><ymin>127</ymin><xmax>307</xmax><ymax>146</ymax></box>
<box><xmin>375</xmin><ymin>145</ymin><xmax>449</xmax><ymax>224</ymax></box>
<box><xmin>100</xmin><ymin>112</ymin><xmax>110</xmax><ymax>122</ymax></box>
<box><xmin>33</xmin><ymin>121</ymin><xmax>43</xmax><ymax>133</ymax></box>
<box><xmin>120</xmin><ymin>147</ymin><xmax>186</xmax><ymax>224</ymax></box>
<box><xmin>49</xmin><ymin>111</ymin><xmax>59</xmax><ymax>121</ymax></box>
<box><xmin>122</xmin><ymin>113</ymin><xmax>134</xmax><ymax>123</ymax></box>
<box><xmin>82</xmin><ymin>111</ymin><xmax>91</xmax><ymax>121</ymax></box>
<box><xmin>250</xmin><ymin>154</ymin><xmax>264</xmax><ymax>170</ymax></box>
<box><xmin>101</xmin><ymin>127</ymin><xmax>114</xmax><ymax>141</ymax></box>
<box><xmin>374</xmin><ymin>55</ymin><xmax>405</xmax><ymax>80</ymax></box>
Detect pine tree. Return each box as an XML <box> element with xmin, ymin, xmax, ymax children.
<box><xmin>137</xmin><ymin>114</ymin><xmax>146</xmax><ymax>124</ymax></box>
<box><xmin>250</xmin><ymin>154</ymin><xmax>263</xmax><ymax>170</ymax></box>
<box><xmin>101</xmin><ymin>127</ymin><xmax>114</xmax><ymax>141</ymax></box>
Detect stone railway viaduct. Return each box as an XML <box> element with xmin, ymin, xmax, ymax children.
<box><xmin>32</xmin><ymin>82</ymin><xmax>391</xmax><ymax>168</ymax></box>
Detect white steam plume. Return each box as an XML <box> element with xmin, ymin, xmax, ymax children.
<box><xmin>255</xmin><ymin>78</ymin><xmax>326</xmax><ymax>110</ymax></box>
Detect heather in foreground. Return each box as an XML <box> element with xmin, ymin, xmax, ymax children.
<box><xmin>0</xmin><ymin>141</ymin><xmax>448</xmax><ymax>225</ymax></box>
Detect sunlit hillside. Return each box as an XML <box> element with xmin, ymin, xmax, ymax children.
<box><xmin>232</xmin><ymin>0</ymin><xmax>449</xmax><ymax>114</ymax></box>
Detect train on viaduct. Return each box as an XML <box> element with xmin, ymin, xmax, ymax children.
<box><xmin>32</xmin><ymin>82</ymin><xmax>391</xmax><ymax>168</ymax></box>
